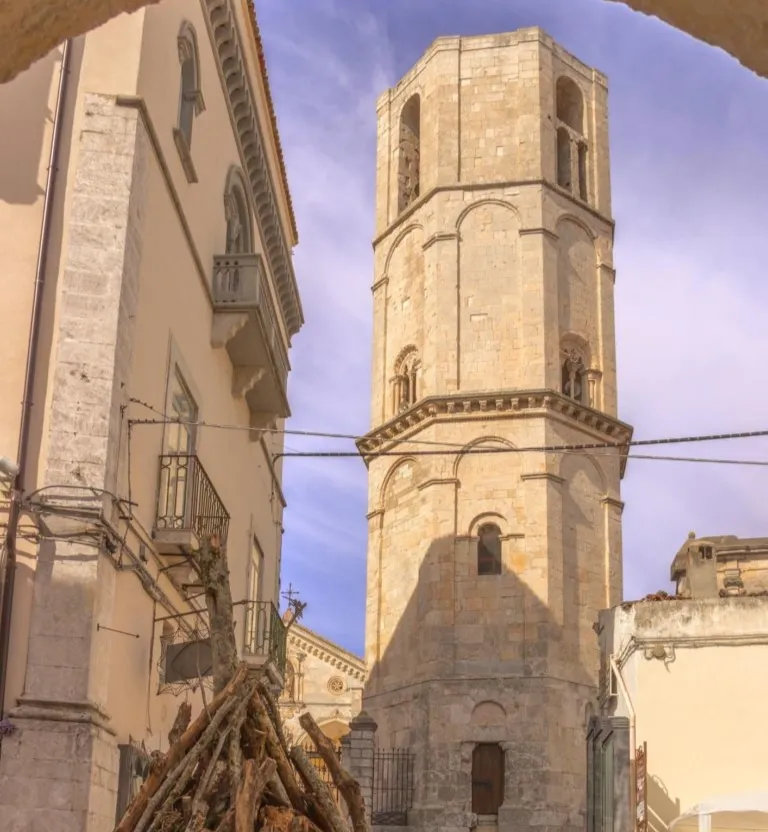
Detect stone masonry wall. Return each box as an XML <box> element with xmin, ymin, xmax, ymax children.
<box><xmin>363</xmin><ymin>31</ymin><xmax>628</xmax><ymax>832</ymax></box>
<box><xmin>0</xmin><ymin>94</ymin><xmax>149</xmax><ymax>832</ymax></box>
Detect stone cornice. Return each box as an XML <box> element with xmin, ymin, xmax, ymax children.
<box><xmin>422</xmin><ymin>231</ymin><xmax>459</xmax><ymax>251</ymax></box>
<box><xmin>520</xmin><ymin>472</ymin><xmax>565</xmax><ymax>484</ymax></box>
<box><xmin>418</xmin><ymin>477</ymin><xmax>460</xmax><ymax>491</ymax></box>
<box><xmin>202</xmin><ymin>0</ymin><xmax>303</xmax><ymax>338</ymax></box>
<box><xmin>287</xmin><ymin>623</ymin><xmax>366</xmax><ymax>682</ymax></box>
<box><xmin>372</xmin><ymin>178</ymin><xmax>614</xmax><ymax>249</ymax></box>
<box><xmin>355</xmin><ymin>389</ymin><xmax>634</xmax><ymax>476</ymax></box>
<box><xmin>11</xmin><ymin>697</ymin><xmax>116</xmax><ymax>735</ymax></box>
<box><xmin>519</xmin><ymin>226</ymin><xmax>559</xmax><ymax>242</ymax></box>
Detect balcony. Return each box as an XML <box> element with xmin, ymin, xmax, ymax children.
<box><xmin>242</xmin><ymin>600</ymin><xmax>287</xmax><ymax>682</ymax></box>
<box><xmin>153</xmin><ymin>453</ymin><xmax>230</xmax><ymax>559</ymax></box>
<box><xmin>211</xmin><ymin>254</ymin><xmax>291</xmax><ymax>431</ymax></box>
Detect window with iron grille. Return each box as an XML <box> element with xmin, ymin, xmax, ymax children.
<box><xmin>115</xmin><ymin>742</ymin><xmax>151</xmax><ymax>824</ymax></box>
<box><xmin>372</xmin><ymin>748</ymin><xmax>414</xmax><ymax>826</ymax></box>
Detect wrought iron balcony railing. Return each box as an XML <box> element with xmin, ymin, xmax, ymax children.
<box><xmin>212</xmin><ymin>254</ymin><xmax>289</xmax><ymax>390</ymax></box>
<box><xmin>155</xmin><ymin>453</ymin><xmax>230</xmax><ymax>546</ymax></box>
<box><xmin>243</xmin><ymin>600</ymin><xmax>287</xmax><ymax>675</ymax></box>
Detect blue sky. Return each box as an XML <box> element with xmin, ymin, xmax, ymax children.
<box><xmin>259</xmin><ymin>0</ymin><xmax>768</xmax><ymax>656</ymax></box>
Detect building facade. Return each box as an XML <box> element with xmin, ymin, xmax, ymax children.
<box><xmin>0</xmin><ymin>1</ymin><xmax>302</xmax><ymax>829</ymax></box>
<box><xmin>594</xmin><ymin>537</ymin><xmax>768</xmax><ymax>832</ymax></box>
<box><xmin>356</xmin><ymin>29</ymin><xmax>633</xmax><ymax>832</ymax></box>
<box><xmin>278</xmin><ymin>620</ymin><xmax>365</xmax><ymax>747</ymax></box>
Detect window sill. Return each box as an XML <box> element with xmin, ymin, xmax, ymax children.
<box><xmin>173</xmin><ymin>128</ymin><xmax>198</xmax><ymax>184</ymax></box>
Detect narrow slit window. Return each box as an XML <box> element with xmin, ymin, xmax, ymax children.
<box><xmin>477</xmin><ymin>524</ymin><xmax>502</xmax><ymax>576</ymax></box>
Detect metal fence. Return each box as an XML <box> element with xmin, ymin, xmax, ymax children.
<box><xmin>242</xmin><ymin>600</ymin><xmax>287</xmax><ymax>675</ymax></box>
<box><xmin>372</xmin><ymin>748</ymin><xmax>414</xmax><ymax>826</ymax></box>
<box><xmin>293</xmin><ymin>739</ymin><xmax>341</xmax><ymax>802</ymax></box>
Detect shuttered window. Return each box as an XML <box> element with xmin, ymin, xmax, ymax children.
<box><xmin>471</xmin><ymin>743</ymin><xmax>504</xmax><ymax>815</ymax></box>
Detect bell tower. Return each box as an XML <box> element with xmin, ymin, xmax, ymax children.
<box><xmin>357</xmin><ymin>29</ymin><xmax>634</xmax><ymax>832</ymax></box>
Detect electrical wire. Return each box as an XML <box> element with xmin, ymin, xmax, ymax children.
<box><xmin>126</xmin><ymin>401</ymin><xmax>768</xmax><ymax>465</ymax></box>
<box><xmin>278</xmin><ymin>428</ymin><xmax>768</xmax><ymax>459</ymax></box>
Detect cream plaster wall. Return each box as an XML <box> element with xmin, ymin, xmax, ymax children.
<box><xmin>0</xmin><ymin>2</ymin><xmax>298</xmax><ymax>827</ymax></box>
<box><xmin>601</xmin><ymin>599</ymin><xmax>768</xmax><ymax>828</ymax></box>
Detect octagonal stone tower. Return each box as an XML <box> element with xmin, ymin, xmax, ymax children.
<box><xmin>356</xmin><ymin>29</ymin><xmax>634</xmax><ymax>832</ymax></box>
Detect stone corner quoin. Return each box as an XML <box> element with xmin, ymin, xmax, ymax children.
<box><xmin>0</xmin><ymin>0</ymin><xmax>160</xmax><ymax>84</ymax></box>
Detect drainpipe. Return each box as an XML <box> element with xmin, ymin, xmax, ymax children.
<box><xmin>610</xmin><ymin>654</ymin><xmax>637</xmax><ymax>825</ymax></box>
<box><xmin>0</xmin><ymin>39</ymin><xmax>72</xmax><ymax>721</ymax></box>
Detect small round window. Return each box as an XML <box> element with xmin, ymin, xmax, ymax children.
<box><xmin>328</xmin><ymin>676</ymin><xmax>345</xmax><ymax>695</ymax></box>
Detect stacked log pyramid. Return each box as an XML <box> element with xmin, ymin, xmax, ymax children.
<box><xmin>113</xmin><ymin>539</ymin><xmax>367</xmax><ymax>832</ymax></box>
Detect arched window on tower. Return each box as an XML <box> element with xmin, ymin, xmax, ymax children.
<box><xmin>175</xmin><ymin>23</ymin><xmax>205</xmax><ymax>183</ymax></box>
<box><xmin>393</xmin><ymin>347</ymin><xmax>420</xmax><ymax>414</ymax></box>
<box><xmin>477</xmin><ymin>524</ymin><xmax>502</xmax><ymax>576</ymax></box>
<box><xmin>471</xmin><ymin>743</ymin><xmax>505</xmax><ymax>815</ymax></box>
<box><xmin>556</xmin><ymin>76</ymin><xmax>584</xmax><ymax>133</ymax></box>
<box><xmin>398</xmin><ymin>94</ymin><xmax>421</xmax><ymax>214</ymax></box>
<box><xmin>555</xmin><ymin>77</ymin><xmax>588</xmax><ymax>202</ymax></box>
<box><xmin>561</xmin><ymin>346</ymin><xmax>587</xmax><ymax>405</ymax></box>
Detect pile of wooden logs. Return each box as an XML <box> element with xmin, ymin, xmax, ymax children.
<box><xmin>113</xmin><ymin>539</ymin><xmax>368</xmax><ymax>832</ymax></box>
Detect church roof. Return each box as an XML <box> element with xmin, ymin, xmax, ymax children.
<box><xmin>286</xmin><ymin>621</ymin><xmax>366</xmax><ymax>682</ymax></box>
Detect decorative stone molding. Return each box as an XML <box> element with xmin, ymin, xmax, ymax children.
<box><xmin>600</xmin><ymin>496</ymin><xmax>625</xmax><ymax>511</ymax></box>
<box><xmin>172</xmin><ymin>128</ymin><xmax>199</xmax><ymax>184</ymax></box>
<box><xmin>249</xmin><ymin>411</ymin><xmax>278</xmax><ymax>434</ymax></box>
<box><xmin>10</xmin><ymin>696</ymin><xmax>116</xmax><ymax>735</ymax></box>
<box><xmin>203</xmin><ymin>0</ymin><xmax>303</xmax><ymax>338</ymax></box>
<box><xmin>373</xmin><ymin>178</ymin><xmax>615</xmax><ymax>249</ymax></box>
<box><xmin>422</xmin><ymin>231</ymin><xmax>459</xmax><ymax>250</ymax></box>
<box><xmin>371</xmin><ymin>275</ymin><xmax>389</xmax><ymax>294</ymax></box>
<box><xmin>520</xmin><ymin>472</ymin><xmax>565</xmax><ymax>484</ymax></box>
<box><xmin>519</xmin><ymin>226</ymin><xmax>559</xmax><ymax>242</ymax></box>
<box><xmin>232</xmin><ymin>365</ymin><xmax>267</xmax><ymax>398</ymax></box>
<box><xmin>417</xmin><ymin>477</ymin><xmax>460</xmax><ymax>491</ymax></box>
<box><xmin>177</xmin><ymin>23</ymin><xmax>206</xmax><ymax>115</ymax></box>
<box><xmin>328</xmin><ymin>676</ymin><xmax>345</xmax><ymax>695</ymax></box>
<box><xmin>356</xmin><ymin>389</ymin><xmax>633</xmax><ymax>469</ymax></box>
<box><xmin>287</xmin><ymin>625</ymin><xmax>366</xmax><ymax>683</ymax></box>
<box><xmin>210</xmin><ymin>311</ymin><xmax>249</xmax><ymax>348</ymax></box>
<box><xmin>643</xmin><ymin>644</ymin><xmax>676</xmax><ymax>665</ymax></box>
<box><xmin>602</xmin><ymin>1</ymin><xmax>768</xmax><ymax>82</ymax></box>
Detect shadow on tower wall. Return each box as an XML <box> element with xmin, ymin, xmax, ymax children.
<box><xmin>362</xmin><ymin>527</ymin><xmax>597</xmax><ymax>832</ymax></box>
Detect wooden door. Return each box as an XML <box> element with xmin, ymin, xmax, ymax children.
<box><xmin>471</xmin><ymin>744</ymin><xmax>504</xmax><ymax>815</ymax></box>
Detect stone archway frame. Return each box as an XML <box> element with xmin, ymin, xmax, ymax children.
<box><xmin>602</xmin><ymin>1</ymin><xmax>768</xmax><ymax>80</ymax></box>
